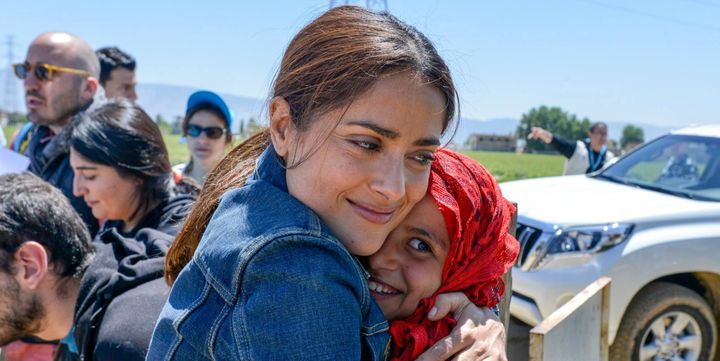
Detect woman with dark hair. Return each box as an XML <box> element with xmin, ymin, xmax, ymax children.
<box><xmin>174</xmin><ymin>90</ymin><xmax>233</xmax><ymax>185</ymax></box>
<box><xmin>61</xmin><ymin>100</ymin><xmax>195</xmax><ymax>360</ymax></box>
<box><xmin>70</xmin><ymin>100</ymin><xmax>195</xmax><ymax>237</ymax></box>
<box><xmin>149</xmin><ymin>6</ymin><xmax>497</xmax><ymax>360</ymax></box>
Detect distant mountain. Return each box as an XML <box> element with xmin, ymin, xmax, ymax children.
<box><xmin>602</xmin><ymin>120</ymin><xmax>672</xmax><ymax>143</ymax></box>
<box><xmin>133</xmin><ymin>83</ymin><xmax>673</xmax><ymax>144</ymax></box>
<box><xmin>136</xmin><ymin>83</ymin><xmax>265</xmax><ymax>133</ymax></box>
<box><xmin>0</xmin><ymin>77</ymin><xmax>696</xmax><ymax>142</ymax></box>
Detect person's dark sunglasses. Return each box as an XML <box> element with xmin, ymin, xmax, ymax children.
<box><xmin>186</xmin><ymin>124</ymin><xmax>227</xmax><ymax>139</ymax></box>
<box><xmin>13</xmin><ymin>62</ymin><xmax>90</xmax><ymax>82</ymax></box>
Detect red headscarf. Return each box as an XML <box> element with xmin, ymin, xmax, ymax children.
<box><xmin>388</xmin><ymin>148</ymin><xmax>520</xmax><ymax>360</ymax></box>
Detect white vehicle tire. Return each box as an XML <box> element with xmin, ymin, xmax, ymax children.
<box><xmin>611</xmin><ymin>282</ymin><xmax>717</xmax><ymax>361</ymax></box>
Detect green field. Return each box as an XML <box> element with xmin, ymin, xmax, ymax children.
<box><xmin>2</xmin><ymin>125</ymin><xmax>15</xmax><ymax>147</ymax></box>
<box><xmin>163</xmin><ymin>133</ymin><xmax>190</xmax><ymax>165</ymax></box>
<box><xmin>166</xmin><ymin>139</ymin><xmax>564</xmax><ymax>180</ymax></box>
<box><xmin>4</xmin><ymin>124</ymin><xmax>564</xmax><ymax>181</ymax></box>
<box><xmin>462</xmin><ymin>150</ymin><xmax>564</xmax><ymax>182</ymax></box>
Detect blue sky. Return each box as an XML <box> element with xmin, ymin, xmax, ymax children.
<box><xmin>1</xmin><ymin>0</ymin><xmax>718</xmax><ymax>126</ymax></box>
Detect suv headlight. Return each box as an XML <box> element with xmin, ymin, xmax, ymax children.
<box><xmin>546</xmin><ymin>223</ymin><xmax>634</xmax><ymax>256</ymax></box>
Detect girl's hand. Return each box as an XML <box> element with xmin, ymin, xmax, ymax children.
<box><xmin>416</xmin><ymin>292</ymin><xmax>508</xmax><ymax>361</ymax></box>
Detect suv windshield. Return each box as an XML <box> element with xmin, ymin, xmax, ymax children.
<box><xmin>597</xmin><ymin>134</ymin><xmax>720</xmax><ymax>202</ymax></box>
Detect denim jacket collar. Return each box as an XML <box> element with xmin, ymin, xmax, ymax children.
<box><xmin>251</xmin><ymin>143</ymin><xmax>288</xmax><ymax>193</ymax></box>
<box><xmin>251</xmin><ymin>144</ymin><xmax>372</xmax><ymax>279</ymax></box>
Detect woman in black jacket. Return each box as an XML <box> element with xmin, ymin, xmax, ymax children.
<box><xmin>58</xmin><ymin>100</ymin><xmax>195</xmax><ymax>361</ymax></box>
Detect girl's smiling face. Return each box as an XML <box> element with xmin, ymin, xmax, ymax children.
<box><xmin>367</xmin><ymin>195</ymin><xmax>450</xmax><ymax>320</ymax></box>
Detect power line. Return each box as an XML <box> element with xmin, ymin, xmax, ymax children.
<box><xmin>576</xmin><ymin>0</ymin><xmax>720</xmax><ymax>34</ymax></box>
<box><xmin>680</xmin><ymin>0</ymin><xmax>720</xmax><ymax>9</ymax></box>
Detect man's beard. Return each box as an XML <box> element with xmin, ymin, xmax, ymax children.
<box><xmin>0</xmin><ymin>274</ymin><xmax>46</xmax><ymax>346</ymax></box>
<box><xmin>27</xmin><ymin>88</ymin><xmax>83</xmax><ymax>129</ymax></box>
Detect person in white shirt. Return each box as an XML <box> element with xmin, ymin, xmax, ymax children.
<box><xmin>528</xmin><ymin>122</ymin><xmax>616</xmax><ymax>175</ymax></box>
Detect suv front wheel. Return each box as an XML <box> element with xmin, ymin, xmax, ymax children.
<box><xmin>610</xmin><ymin>282</ymin><xmax>717</xmax><ymax>361</ymax></box>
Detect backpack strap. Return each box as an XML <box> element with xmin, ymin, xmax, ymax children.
<box><xmin>11</xmin><ymin>123</ymin><xmax>35</xmax><ymax>153</ymax></box>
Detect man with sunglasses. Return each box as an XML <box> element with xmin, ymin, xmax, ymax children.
<box><xmin>12</xmin><ymin>32</ymin><xmax>102</xmax><ymax>238</ymax></box>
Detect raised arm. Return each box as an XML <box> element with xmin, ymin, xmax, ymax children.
<box><xmin>528</xmin><ymin>126</ymin><xmax>577</xmax><ymax>159</ymax></box>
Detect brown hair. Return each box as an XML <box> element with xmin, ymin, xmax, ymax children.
<box><xmin>165</xmin><ymin>5</ymin><xmax>459</xmax><ymax>284</ymax></box>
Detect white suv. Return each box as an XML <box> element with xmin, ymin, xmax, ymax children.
<box><xmin>501</xmin><ymin>125</ymin><xmax>720</xmax><ymax>361</ymax></box>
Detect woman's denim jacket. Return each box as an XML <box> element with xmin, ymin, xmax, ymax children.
<box><xmin>147</xmin><ymin>146</ymin><xmax>390</xmax><ymax>360</ymax></box>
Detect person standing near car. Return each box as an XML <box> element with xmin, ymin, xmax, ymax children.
<box><xmin>527</xmin><ymin>122</ymin><xmax>616</xmax><ymax>175</ymax></box>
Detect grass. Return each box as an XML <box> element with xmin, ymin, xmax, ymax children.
<box><xmin>4</xmin><ymin>123</ymin><xmax>565</xmax><ymax>181</ymax></box>
<box><xmin>167</xmin><ymin>138</ymin><xmax>566</xmax><ymax>181</ymax></box>
<box><xmin>3</xmin><ymin>125</ymin><xmax>17</xmax><ymax>146</ymax></box>
<box><xmin>164</xmin><ymin>145</ymin><xmax>565</xmax><ymax>182</ymax></box>
<box><xmin>164</xmin><ymin>133</ymin><xmax>190</xmax><ymax>165</ymax></box>
<box><xmin>462</xmin><ymin>150</ymin><xmax>564</xmax><ymax>182</ymax></box>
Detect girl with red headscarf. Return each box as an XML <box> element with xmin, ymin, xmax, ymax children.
<box><xmin>367</xmin><ymin>148</ymin><xmax>520</xmax><ymax>360</ymax></box>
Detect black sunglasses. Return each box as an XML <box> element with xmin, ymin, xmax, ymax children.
<box><xmin>186</xmin><ymin>124</ymin><xmax>227</xmax><ymax>139</ymax></box>
<box><xmin>13</xmin><ymin>62</ymin><xmax>90</xmax><ymax>82</ymax></box>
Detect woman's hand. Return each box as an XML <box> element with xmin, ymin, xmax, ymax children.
<box><xmin>416</xmin><ymin>293</ymin><xmax>508</xmax><ymax>361</ymax></box>
<box><xmin>527</xmin><ymin>126</ymin><xmax>554</xmax><ymax>144</ymax></box>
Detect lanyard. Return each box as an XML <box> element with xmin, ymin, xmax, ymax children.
<box><xmin>587</xmin><ymin>142</ymin><xmax>607</xmax><ymax>172</ymax></box>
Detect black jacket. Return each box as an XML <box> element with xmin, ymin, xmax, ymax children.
<box><xmin>55</xmin><ymin>195</ymin><xmax>193</xmax><ymax>361</ymax></box>
<box><xmin>103</xmin><ymin>194</ymin><xmax>196</xmax><ymax>238</ymax></box>
<box><xmin>25</xmin><ymin>124</ymin><xmax>99</xmax><ymax>236</ymax></box>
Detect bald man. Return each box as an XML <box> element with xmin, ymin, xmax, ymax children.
<box><xmin>13</xmin><ymin>32</ymin><xmax>101</xmax><ymax>237</ymax></box>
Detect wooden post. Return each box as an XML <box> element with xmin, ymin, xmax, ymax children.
<box><xmin>529</xmin><ymin>277</ymin><xmax>611</xmax><ymax>361</ymax></box>
<box><xmin>500</xmin><ymin>202</ymin><xmax>518</xmax><ymax>343</ymax></box>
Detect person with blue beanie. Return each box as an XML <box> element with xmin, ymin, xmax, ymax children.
<box><xmin>174</xmin><ymin>90</ymin><xmax>233</xmax><ymax>185</ymax></box>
